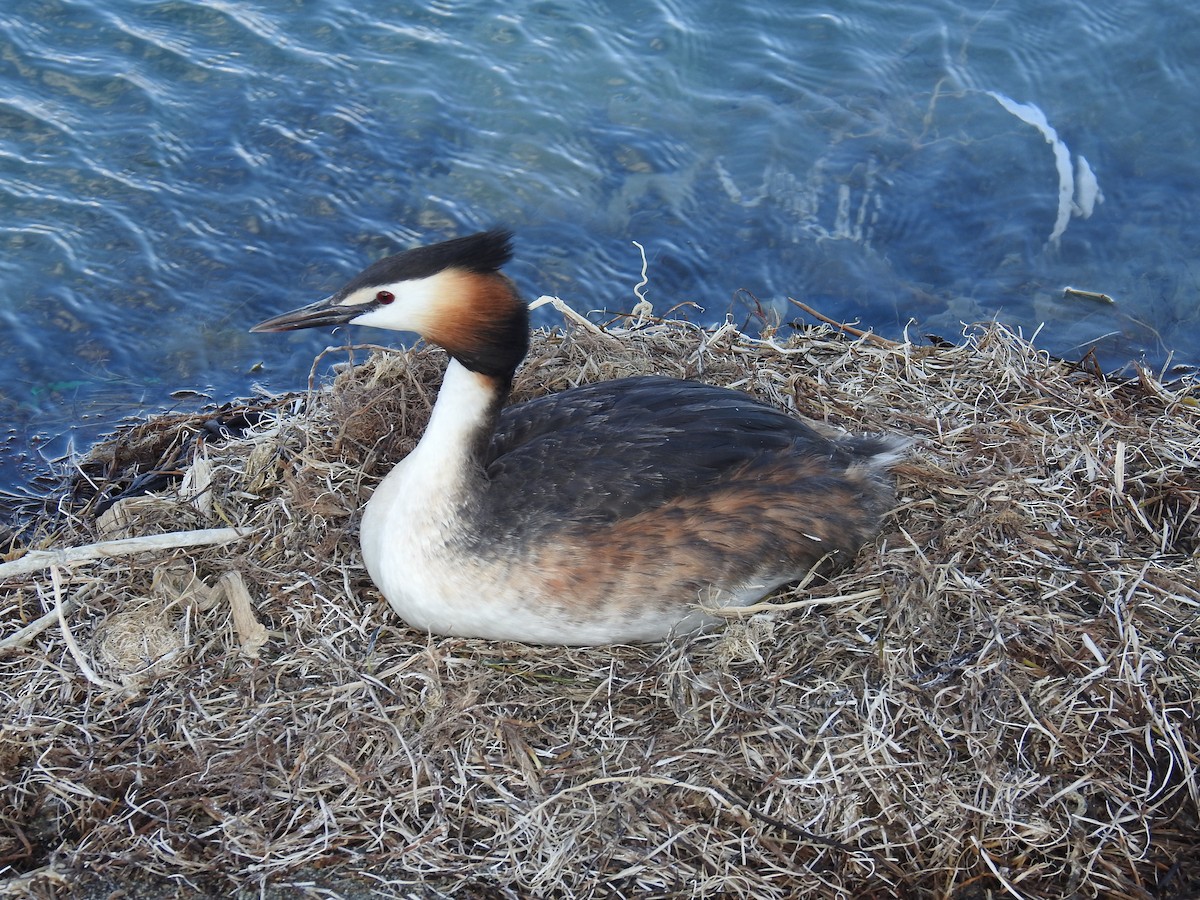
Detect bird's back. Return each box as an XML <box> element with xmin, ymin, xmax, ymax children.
<box><xmin>478</xmin><ymin>376</ymin><xmax>899</xmax><ymax>548</ymax></box>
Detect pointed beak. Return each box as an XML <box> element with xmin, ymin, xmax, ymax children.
<box><xmin>250</xmin><ymin>296</ymin><xmax>359</xmax><ymax>333</ymax></box>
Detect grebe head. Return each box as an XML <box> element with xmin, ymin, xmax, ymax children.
<box><xmin>251</xmin><ymin>229</ymin><xmax>528</xmax><ymax>379</ymax></box>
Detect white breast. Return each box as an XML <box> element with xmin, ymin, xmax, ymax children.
<box><xmin>359</xmin><ymin>457</ymin><xmax>474</xmax><ymax>633</ymax></box>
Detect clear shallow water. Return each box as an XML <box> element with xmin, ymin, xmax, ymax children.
<box><xmin>1</xmin><ymin>0</ymin><xmax>1198</xmax><ymax>502</ymax></box>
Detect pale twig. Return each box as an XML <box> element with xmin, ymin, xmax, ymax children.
<box><xmin>0</xmin><ymin>527</ymin><xmax>253</xmax><ymax>580</ymax></box>
<box><xmin>0</xmin><ymin>598</ymin><xmax>78</xmax><ymax>650</ymax></box>
<box><xmin>528</xmin><ymin>296</ymin><xmax>623</xmax><ymax>347</ymax></box>
<box><xmin>710</xmin><ymin>587</ymin><xmax>884</xmax><ymax>618</ymax></box>
<box><xmin>1063</xmin><ymin>286</ymin><xmax>1114</xmax><ymax>304</ymax></box>
<box><xmin>51</xmin><ymin>565</ymin><xmax>121</xmax><ymax>691</ymax></box>
<box><xmin>218</xmin><ymin>570</ymin><xmax>269</xmax><ymax>659</ymax></box>
<box><xmin>971</xmin><ymin>835</ymin><xmax>1028</xmax><ymax>900</ymax></box>
<box><xmin>630</xmin><ymin>241</ymin><xmax>654</xmax><ymax>323</ymax></box>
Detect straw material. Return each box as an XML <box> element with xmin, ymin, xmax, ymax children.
<box><xmin>1</xmin><ymin>307</ymin><xmax>1197</xmax><ymax>898</ymax></box>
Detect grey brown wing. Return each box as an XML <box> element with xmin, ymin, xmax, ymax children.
<box><xmin>482</xmin><ymin>377</ymin><xmax>845</xmax><ymax>528</ymax></box>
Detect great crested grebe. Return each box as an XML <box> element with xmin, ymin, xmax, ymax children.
<box><xmin>252</xmin><ymin>229</ymin><xmax>903</xmax><ymax>645</ymax></box>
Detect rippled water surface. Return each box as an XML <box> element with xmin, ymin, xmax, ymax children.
<box><xmin>2</xmin><ymin>0</ymin><xmax>1198</xmax><ymax>499</ymax></box>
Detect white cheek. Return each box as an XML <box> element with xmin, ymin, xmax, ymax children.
<box><xmin>348</xmin><ymin>275</ymin><xmax>442</xmax><ymax>331</ymax></box>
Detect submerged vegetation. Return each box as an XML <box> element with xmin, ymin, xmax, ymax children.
<box><xmin>1</xmin><ymin>305</ymin><xmax>1198</xmax><ymax>897</ymax></box>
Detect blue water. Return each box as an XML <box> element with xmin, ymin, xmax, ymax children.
<box><xmin>2</xmin><ymin>0</ymin><xmax>1198</xmax><ymax>502</ymax></box>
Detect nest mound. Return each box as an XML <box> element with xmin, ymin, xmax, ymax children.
<box><xmin>1</xmin><ymin>310</ymin><xmax>1198</xmax><ymax>898</ymax></box>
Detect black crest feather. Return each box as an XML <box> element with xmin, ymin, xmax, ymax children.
<box><xmin>334</xmin><ymin>229</ymin><xmax>513</xmax><ymax>300</ymax></box>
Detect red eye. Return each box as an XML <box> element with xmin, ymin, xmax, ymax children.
<box><xmin>376</xmin><ymin>290</ymin><xmax>395</xmax><ymax>304</ymax></box>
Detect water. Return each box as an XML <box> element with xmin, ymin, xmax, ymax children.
<box><xmin>2</xmin><ymin>0</ymin><xmax>1198</xmax><ymax>507</ymax></box>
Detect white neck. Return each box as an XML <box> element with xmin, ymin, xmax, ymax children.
<box><xmin>358</xmin><ymin>357</ymin><xmax>503</xmax><ymax>620</ymax></box>
<box><xmin>361</xmin><ymin>358</ymin><xmax>498</xmax><ymax>567</ymax></box>
<box><xmin>398</xmin><ymin>357</ymin><xmax>500</xmax><ymax>487</ymax></box>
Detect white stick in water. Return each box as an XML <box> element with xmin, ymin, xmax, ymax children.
<box><xmin>988</xmin><ymin>91</ymin><xmax>1074</xmax><ymax>247</ymax></box>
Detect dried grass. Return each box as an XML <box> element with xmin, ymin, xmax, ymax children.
<box><xmin>1</xmin><ymin>307</ymin><xmax>1198</xmax><ymax>898</ymax></box>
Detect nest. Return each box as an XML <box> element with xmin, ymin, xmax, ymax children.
<box><xmin>1</xmin><ymin>306</ymin><xmax>1198</xmax><ymax>899</ymax></box>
